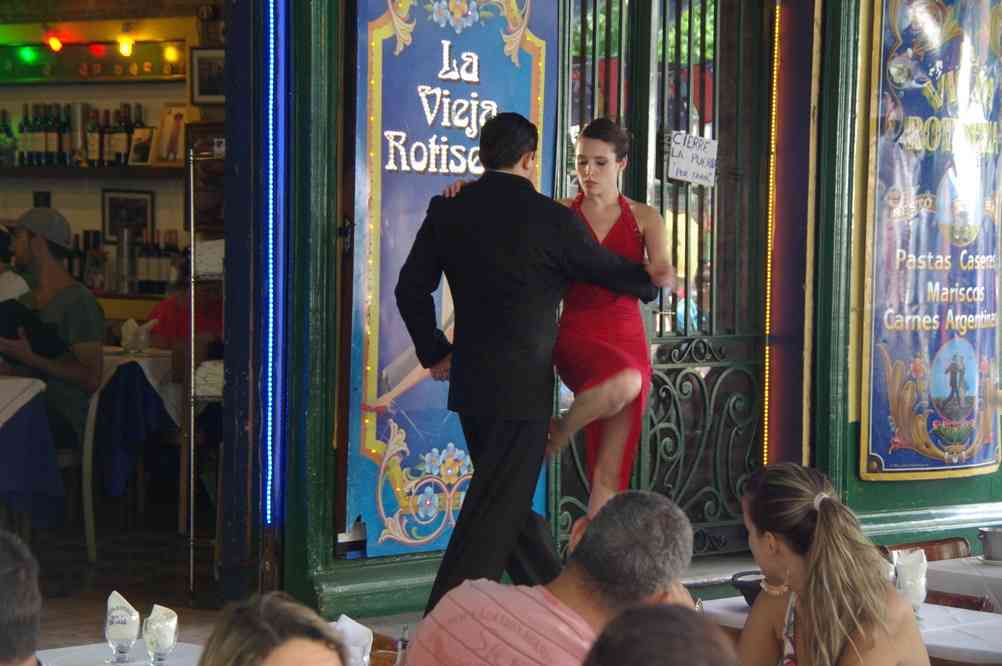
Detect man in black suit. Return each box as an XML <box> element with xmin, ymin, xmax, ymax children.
<box><xmin>396</xmin><ymin>112</ymin><xmax>660</xmax><ymax>614</ymax></box>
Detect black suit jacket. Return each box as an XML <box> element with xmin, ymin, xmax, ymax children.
<box><xmin>395</xmin><ymin>170</ymin><xmax>659</xmax><ymax>420</ymax></box>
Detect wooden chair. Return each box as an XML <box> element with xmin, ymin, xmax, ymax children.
<box><xmin>925</xmin><ymin>589</ymin><xmax>994</xmax><ymax>613</ymax></box>
<box><xmin>880</xmin><ymin>536</ymin><xmax>971</xmax><ymax>562</ymax></box>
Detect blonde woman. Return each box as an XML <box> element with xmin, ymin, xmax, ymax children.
<box><xmin>740</xmin><ymin>464</ymin><xmax>929</xmax><ymax>666</ymax></box>
<box><xmin>198</xmin><ymin>592</ymin><xmax>347</xmax><ymax>666</ymax></box>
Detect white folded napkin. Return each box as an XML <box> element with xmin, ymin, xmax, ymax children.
<box><xmin>106</xmin><ymin>591</ymin><xmax>140</xmax><ymax>642</ymax></box>
<box><xmin>121</xmin><ymin>318</ymin><xmax>158</xmax><ymax>353</ymax></box>
<box><xmin>145</xmin><ymin>604</ymin><xmax>178</xmax><ymax>652</ymax></box>
<box><xmin>333</xmin><ymin>614</ymin><xmax>373</xmax><ymax>666</ymax></box>
<box><xmin>896</xmin><ymin>547</ymin><xmax>928</xmax><ymax>580</ymax></box>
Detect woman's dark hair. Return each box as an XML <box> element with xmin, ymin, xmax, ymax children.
<box><xmin>582</xmin><ymin>604</ymin><xmax>738</xmax><ymax>666</ymax></box>
<box><xmin>0</xmin><ymin>231</ymin><xmax>11</xmax><ymax>264</ymax></box>
<box><xmin>479</xmin><ymin>112</ymin><xmax>538</xmax><ymax>169</ymax></box>
<box><xmin>580</xmin><ymin>117</ymin><xmax>631</xmax><ymax>160</ymax></box>
<box><xmin>198</xmin><ymin>592</ymin><xmax>348</xmax><ymax>666</ymax></box>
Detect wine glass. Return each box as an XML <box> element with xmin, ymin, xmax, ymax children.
<box><xmin>105</xmin><ymin>606</ymin><xmax>140</xmax><ymax>663</ymax></box>
<box><xmin>142</xmin><ymin>616</ymin><xmax>178</xmax><ymax>665</ymax></box>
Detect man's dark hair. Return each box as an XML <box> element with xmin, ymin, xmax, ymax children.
<box><xmin>569</xmin><ymin>490</ymin><xmax>693</xmax><ymax>610</ymax></box>
<box><xmin>479</xmin><ymin>112</ymin><xmax>538</xmax><ymax>169</ymax></box>
<box><xmin>583</xmin><ymin>604</ymin><xmax>739</xmax><ymax>666</ymax></box>
<box><xmin>0</xmin><ymin>531</ymin><xmax>41</xmax><ymax>663</ymax></box>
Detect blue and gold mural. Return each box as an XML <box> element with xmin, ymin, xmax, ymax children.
<box><xmin>862</xmin><ymin>0</ymin><xmax>1002</xmax><ymax>479</ymax></box>
<box><xmin>347</xmin><ymin>0</ymin><xmax>558</xmax><ymax>555</ymax></box>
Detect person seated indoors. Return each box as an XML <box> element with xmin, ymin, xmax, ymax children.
<box><xmin>148</xmin><ymin>252</ymin><xmax>224</xmax><ymax>382</ymax></box>
<box><xmin>740</xmin><ymin>463</ymin><xmax>929</xmax><ymax>666</ymax></box>
<box><xmin>0</xmin><ymin>530</ymin><xmax>43</xmax><ymax>666</ymax></box>
<box><xmin>0</xmin><ymin>230</ymin><xmax>28</xmax><ymax>303</ymax></box>
<box><xmin>0</xmin><ymin>209</ymin><xmax>104</xmax><ymax>453</ymax></box>
<box><xmin>408</xmin><ymin>490</ymin><xmax>697</xmax><ymax>666</ymax></box>
<box><xmin>582</xmin><ymin>604</ymin><xmax>739</xmax><ymax>666</ymax></box>
<box><xmin>197</xmin><ymin>592</ymin><xmax>348</xmax><ymax>666</ymax></box>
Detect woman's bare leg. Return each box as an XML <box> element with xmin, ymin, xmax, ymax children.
<box><xmin>548</xmin><ymin>368</ymin><xmax>642</xmax><ymax>455</ymax></box>
<box><xmin>586</xmin><ymin>404</ymin><xmax>637</xmax><ymax>517</ymax></box>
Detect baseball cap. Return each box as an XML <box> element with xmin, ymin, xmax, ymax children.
<box><xmin>6</xmin><ymin>208</ymin><xmax>72</xmax><ymax>250</ymax></box>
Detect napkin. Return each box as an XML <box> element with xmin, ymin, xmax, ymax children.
<box><xmin>333</xmin><ymin>614</ymin><xmax>373</xmax><ymax>666</ymax></box>
<box><xmin>145</xmin><ymin>604</ymin><xmax>178</xmax><ymax>652</ymax></box>
<box><xmin>895</xmin><ymin>548</ymin><xmax>927</xmax><ymax>610</ymax></box>
<box><xmin>121</xmin><ymin>318</ymin><xmax>158</xmax><ymax>353</ymax></box>
<box><xmin>106</xmin><ymin>591</ymin><xmax>140</xmax><ymax>642</ymax></box>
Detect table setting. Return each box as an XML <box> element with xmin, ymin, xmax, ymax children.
<box><xmin>36</xmin><ymin>592</ymin><xmax>199</xmax><ymax>666</ymax></box>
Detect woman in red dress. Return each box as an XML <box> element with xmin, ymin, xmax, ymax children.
<box><xmin>548</xmin><ymin>118</ymin><xmax>672</xmax><ymax>517</ymax></box>
<box><xmin>443</xmin><ymin>118</ymin><xmax>671</xmax><ymax>518</ymax></box>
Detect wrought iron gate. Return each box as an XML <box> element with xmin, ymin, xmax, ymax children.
<box><xmin>550</xmin><ymin>0</ymin><xmax>770</xmax><ymax>556</ymax></box>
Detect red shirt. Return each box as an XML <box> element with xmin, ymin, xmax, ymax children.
<box><xmin>148</xmin><ymin>295</ymin><xmax>224</xmax><ymax>347</ymax></box>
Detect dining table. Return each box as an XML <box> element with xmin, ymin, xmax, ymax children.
<box><xmin>37</xmin><ymin>639</ymin><xmax>202</xmax><ymax>666</ymax></box>
<box><xmin>703</xmin><ymin>595</ymin><xmax>1002</xmax><ymax>665</ymax></box>
<box><xmin>0</xmin><ymin>377</ymin><xmax>64</xmax><ymax>527</ymax></box>
<box><xmin>927</xmin><ymin>556</ymin><xmax>1002</xmax><ymax>612</ymax></box>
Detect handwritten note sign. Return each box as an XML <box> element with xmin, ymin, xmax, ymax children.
<box><xmin>667</xmin><ymin>131</ymin><xmax>718</xmax><ymax>187</ymax></box>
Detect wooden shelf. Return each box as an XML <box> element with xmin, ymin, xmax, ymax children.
<box><xmin>0</xmin><ymin>165</ymin><xmax>184</xmax><ymax>179</ymax></box>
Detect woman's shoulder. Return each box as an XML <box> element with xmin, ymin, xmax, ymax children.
<box><xmin>625</xmin><ymin>199</ymin><xmax>662</xmax><ymax>225</ymax></box>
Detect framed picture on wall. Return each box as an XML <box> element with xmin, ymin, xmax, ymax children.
<box><xmin>128</xmin><ymin>127</ymin><xmax>157</xmax><ymax>165</ymax></box>
<box><xmin>153</xmin><ymin>103</ymin><xmax>198</xmax><ymax>165</ymax></box>
<box><xmin>190</xmin><ymin>48</ymin><xmax>225</xmax><ymax>105</ymax></box>
<box><xmin>102</xmin><ymin>189</ymin><xmax>155</xmax><ymax>244</ymax></box>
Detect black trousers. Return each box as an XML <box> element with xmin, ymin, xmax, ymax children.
<box><xmin>423</xmin><ymin>413</ymin><xmax>563</xmax><ymax>614</ymax></box>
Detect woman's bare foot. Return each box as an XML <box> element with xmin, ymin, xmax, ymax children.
<box><xmin>546</xmin><ymin>417</ymin><xmax>572</xmax><ymax>457</ymax></box>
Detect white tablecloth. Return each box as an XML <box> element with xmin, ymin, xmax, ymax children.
<box><xmin>0</xmin><ymin>377</ymin><xmax>45</xmax><ymax>428</ymax></box>
<box><xmin>703</xmin><ymin>595</ymin><xmax>1002</xmax><ymax>664</ymax></box>
<box><xmin>83</xmin><ymin>347</ymin><xmax>179</xmax><ymax>456</ymax></box>
<box><xmin>928</xmin><ymin>556</ymin><xmax>1002</xmax><ymax>612</ymax></box>
<box><xmin>37</xmin><ymin>639</ymin><xmax>201</xmax><ymax>665</ymax></box>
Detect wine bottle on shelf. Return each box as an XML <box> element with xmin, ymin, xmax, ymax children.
<box><xmin>85</xmin><ymin>110</ymin><xmax>101</xmax><ymax>168</ymax></box>
<box><xmin>17</xmin><ymin>103</ymin><xmax>29</xmax><ymax>166</ymax></box>
<box><xmin>121</xmin><ymin>103</ymin><xmax>133</xmax><ymax>165</ymax></box>
<box><xmin>55</xmin><ymin>105</ymin><xmax>65</xmax><ymax>166</ymax></box>
<box><xmin>0</xmin><ymin>110</ymin><xmax>14</xmax><ymax>167</ymax></box>
<box><xmin>110</xmin><ymin>110</ymin><xmax>127</xmax><ymax>166</ymax></box>
<box><xmin>43</xmin><ymin>105</ymin><xmax>56</xmax><ymax>166</ymax></box>
<box><xmin>26</xmin><ymin>105</ymin><xmax>37</xmax><ymax>167</ymax></box>
<box><xmin>101</xmin><ymin>109</ymin><xmax>112</xmax><ymax>168</ymax></box>
<box><xmin>60</xmin><ymin>104</ymin><xmax>72</xmax><ymax>166</ymax></box>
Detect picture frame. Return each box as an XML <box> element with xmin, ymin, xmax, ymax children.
<box><xmin>153</xmin><ymin>103</ymin><xmax>198</xmax><ymax>165</ymax></box>
<box><xmin>128</xmin><ymin>127</ymin><xmax>157</xmax><ymax>166</ymax></box>
<box><xmin>102</xmin><ymin>189</ymin><xmax>155</xmax><ymax>244</ymax></box>
<box><xmin>190</xmin><ymin>47</ymin><xmax>225</xmax><ymax>105</ymax></box>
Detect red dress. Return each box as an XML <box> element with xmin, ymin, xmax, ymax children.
<box><xmin>554</xmin><ymin>193</ymin><xmax>652</xmax><ymax>490</ymax></box>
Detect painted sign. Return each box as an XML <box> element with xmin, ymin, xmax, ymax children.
<box><xmin>667</xmin><ymin>130</ymin><xmax>718</xmax><ymax>187</ymax></box>
<box><xmin>348</xmin><ymin>0</ymin><xmax>557</xmax><ymax>556</ymax></box>
<box><xmin>861</xmin><ymin>0</ymin><xmax>1002</xmax><ymax>480</ymax></box>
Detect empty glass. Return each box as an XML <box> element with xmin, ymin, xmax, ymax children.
<box><xmin>105</xmin><ymin>605</ymin><xmax>140</xmax><ymax>663</ymax></box>
<box><xmin>143</xmin><ymin>616</ymin><xmax>178</xmax><ymax>665</ymax></box>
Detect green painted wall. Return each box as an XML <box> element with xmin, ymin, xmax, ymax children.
<box><xmin>813</xmin><ymin>0</ymin><xmax>1002</xmax><ymax>549</ymax></box>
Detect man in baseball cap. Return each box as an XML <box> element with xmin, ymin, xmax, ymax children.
<box><xmin>0</xmin><ymin>208</ymin><xmax>105</xmax><ymax>452</ymax></box>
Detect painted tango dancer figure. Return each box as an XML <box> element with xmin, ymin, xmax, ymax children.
<box><xmin>445</xmin><ymin>118</ymin><xmax>673</xmax><ymax>519</ymax></box>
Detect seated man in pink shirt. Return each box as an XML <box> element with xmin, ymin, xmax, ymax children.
<box><xmin>408</xmin><ymin>490</ymin><xmax>695</xmax><ymax>666</ymax></box>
